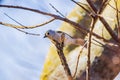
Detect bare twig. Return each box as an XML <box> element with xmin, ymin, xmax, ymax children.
<box><xmin>15</xmin><ymin>28</ymin><xmax>40</xmax><ymax>36</ymax></box>
<box><xmin>3</xmin><ymin>12</ymin><xmax>55</xmax><ymax>29</ymax></box>
<box><xmin>0</xmin><ymin>5</ymin><xmax>109</xmax><ymax>42</ymax></box>
<box><xmin>93</xmin><ymin>38</ymin><xmax>118</xmax><ymax>52</ymax></box>
<box><xmin>4</xmin><ymin>13</ymin><xmax>27</xmax><ymax>28</ymax></box>
<box><xmin>86</xmin><ymin>0</ymin><xmax>98</xmax><ymax>13</ymax></box>
<box><xmin>49</xmin><ymin>3</ymin><xmax>65</xmax><ymax>18</ymax></box>
<box><xmin>98</xmin><ymin>15</ymin><xmax>119</xmax><ymax>42</ymax></box>
<box><xmin>73</xmin><ymin>41</ymin><xmax>87</xmax><ymax>78</ymax></box>
<box><xmin>108</xmin><ymin>3</ymin><xmax>120</xmax><ymax>13</ymax></box>
<box><xmin>4</xmin><ymin>13</ymin><xmax>40</xmax><ymax>36</ymax></box>
<box><xmin>87</xmin><ymin>18</ymin><xmax>95</xmax><ymax>80</ymax></box>
<box><xmin>71</xmin><ymin>0</ymin><xmax>90</xmax><ymax>14</ymax></box>
<box><xmin>71</xmin><ymin>0</ymin><xmax>96</xmax><ymax>19</ymax></box>
<box><xmin>98</xmin><ymin>0</ymin><xmax>111</xmax><ymax>14</ymax></box>
<box><xmin>114</xmin><ymin>0</ymin><xmax>119</xmax><ymax>27</ymax></box>
<box><xmin>114</xmin><ymin>0</ymin><xmax>120</xmax><ymax>40</ymax></box>
<box><xmin>77</xmin><ymin>1</ymin><xmax>89</xmax><ymax>7</ymax></box>
<box><xmin>0</xmin><ymin>18</ymin><xmax>55</xmax><ymax>29</ymax></box>
<box><xmin>0</xmin><ymin>22</ymin><xmax>22</xmax><ymax>28</ymax></box>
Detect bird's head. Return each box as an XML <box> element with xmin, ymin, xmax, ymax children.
<box><xmin>44</xmin><ymin>30</ymin><xmax>55</xmax><ymax>39</ymax></box>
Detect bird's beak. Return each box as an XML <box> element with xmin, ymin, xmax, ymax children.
<box><xmin>44</xmin><ymin>35</ymin><xmax>47</xmax><ymax>38</ymax></box>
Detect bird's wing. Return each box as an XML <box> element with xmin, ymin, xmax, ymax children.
<box><xmin>56</xmin><ymin>31</ymin><xmax>73</xmax><ymax>38</ymax></box>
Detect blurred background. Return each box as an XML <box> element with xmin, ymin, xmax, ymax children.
<box><xmin>0</xmin><ymin>0</ymin><xmax>75</xmax><ymax>80</ymax></box>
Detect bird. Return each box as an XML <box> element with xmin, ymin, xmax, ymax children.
<box><xmin>40</xmin><ymin>3</ymin><xmax>91</xmax><ymax>80</ymax></box>
<box><xmin>44</xmin><ymin>30</ymin><xmax>86</xmax><ymax>46</ymax></box>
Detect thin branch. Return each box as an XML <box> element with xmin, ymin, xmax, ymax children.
<box><xmin>4</xmin><ymin>13</ymin><xmax>40</xmax><ymax>36</ymax></box>
<box><xmin>0</xmin><ymin>21</ymin><xmax>23</xmax><ymax>28</ymax></box>
<box><xmin>71</xmin><ymin>0</ymin><xmax>97</xmax><ymax>19</ymax></box>
<box><xmin>86</xmin><ymin>0</ymin><xmax>98</xmax><ymax>13</ymax></box>
<box><xmin>77</xmin><ymin>1</ymin><xmax>89</xmax><ymax>7</ymax></box>
<box><xmin>108</xmin><ymin>3</ymin><xmax>120</xmax><ymax>13</ymax></box>
<box><xmin>87</xmin><ymin>18</ymin><xmax>95</xmax><ymax>80</ymax></box>
<box><xmin>92</xmin><ymin>38</ymin><xmax>118</xmax><ymax>52</ymax></box>
<box><xmin>114</xmin><ymin>0</ymin><xmax>120</xmax><ymax>40</ymax></box>
<box><xmin>15</xmin><ymin>28</ymin><xmax>40</xmax><ymax>36</ymax></box>
<box><xmin>0</xmin><ymin>18</ymin><xmax>55</xmax><ymax>29</ymax></box>
<box><xmin>0</xmin><ymin>5</ymin><xmax>109</xmax><ymax>42</ymax></box>
<box><xmin>4</xmin><ymin>12</ymin><xmax>55</xmax><ymax>29</ymax></box>
<box><xmin>71</xmin><ymin>0</ymin><xmax>90</xmax><ymax>14</ymax></box>
<box><xmin>98</xmin><ymin>15</ymin><xmax>119</xmax><ymax>42</ymax></box>
<box><xmin>114</xmin><ymin>0</ymin><xmax>119</xmax><ymax>26</ymax></box>
<box><xmin>49</xmin><ymin>3</ymin><xmax>65</xmax><ymax>18</ymax></box>
<box><xmin>73</xmin><ymin>41</ymin><xmax>87</xmax><ymax>78</ymax></box>
<box><xmin>4</xmin><ymin>13</ymin><xmax>27</xmax><ymax>28</ymax></box>
<box><xmin>98</xmin><ymin>0</ymin><xmax>111</xmax><ymax>14</ymax></box>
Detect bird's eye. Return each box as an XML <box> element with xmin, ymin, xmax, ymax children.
<box><xmin>47</xmin><ymin>32</ymin><xmax>49</xmax><ymax>35</ymax></box>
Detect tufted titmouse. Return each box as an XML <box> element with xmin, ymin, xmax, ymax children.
<box><xmin>44</xmin><ymin>30</ymin><xmax>86</xmax><ymax>46</ymax></box>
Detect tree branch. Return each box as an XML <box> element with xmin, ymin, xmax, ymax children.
<box><xmin>86</xmin><ymin>0</ymin><xmax>98</xmax><ymax>13</ymax></box>
<box><xmin>53</xmin><ymin>33</ymin><xmax>73</xmax><ymax>80</ymax></box>
<box><xmin>0</xmin><ymin>5</ymin><xmax>109</xmax><ymax>43</ymax></box>
<box><xmin>73</xmin><ymin>41</ymin><xmax>87</xmax><ymax>78</ymax></box>
<box><xmin>3</xmin><ymin>13</ymin><xmax>40</xmax><ymax>36</ymax></box>
<box><xmin>15</xmin><ymin>28</ymin><xmax>40</xmax><ymax>36</ymax></box>
<box><xmin>98</xmin><ymin>0</ymin><xmax>111</xmax><ymax>14</ymax></box>
<box><xmin>0</xmin><ymin>18</ymin><xmax>55</xmax><ymax>29</ymax></box>
<box><xmin>98</xmin><ymin>15</ymin><xmax>119</xmax><ymax>42</ymax></box>
<box><xmin>114</xmin><ymin>0</ymin><xmax>120</xmax><ymax>40</ymax></box>
<box><xmin>71</xmin><ymin>0</ymin><xmax>91</xmax><ymax>14</ymax></box>
<box><xmin>49</xmin><ymin>3</ymin><xmax>65</xmax><ymax>18</ymax></box>
<box><xmin>87</xmin><ymin>17</ymin><xmax>96</xmax><ymax>80</ymax></box>
<box><xmin>108</xmin><ymin>3</ymin><xmax>120</xmax><ymax>13</ymax></box>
